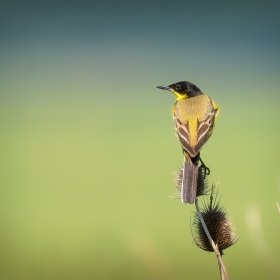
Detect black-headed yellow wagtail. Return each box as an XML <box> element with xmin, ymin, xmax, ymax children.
<box><xmin>157</xmin><ymin>81</ymin><xmax>219</xmax><ymax>204</ymax></box>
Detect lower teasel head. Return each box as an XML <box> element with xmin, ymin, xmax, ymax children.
<box><xmin>193</xmin><ymin>199</ymin><xmax>239</xmax><ymax>254</ymax></box>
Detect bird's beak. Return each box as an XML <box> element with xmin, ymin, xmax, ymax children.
<box><xmin>157</xmin><ymin>85</ymin><xmax>171</xmax><ymax>91</ymax></box>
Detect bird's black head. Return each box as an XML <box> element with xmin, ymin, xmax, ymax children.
<box><xmin>157</xmin><ymin>81</ymin><xmax>202</xmax><ymax>99</ymax></box>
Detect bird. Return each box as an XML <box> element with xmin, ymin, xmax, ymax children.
<box><xmin>157</xmin><ymin>81</ymin><xmax>219</xmax><ymax>204</ymax></box>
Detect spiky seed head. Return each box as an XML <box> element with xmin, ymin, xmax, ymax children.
<box><xmin>193</xmin><ymin>201</ymin><xmax>238</xmax><ymax>254</ymax></box>
<box><xmin>196</xmin><ymin>165</ymin><xmax>209</xmax><ymax>197</ymax></box>
<box><xmin>174</xmin><ymin>165</ymin><xmax>209</xmax><ymax>197</ymax></box>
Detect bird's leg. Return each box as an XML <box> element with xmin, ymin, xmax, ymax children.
<box><xmin>199</xmin><ymin>158</ymin><xmax>210</xmax><ymax>176</ymax></box>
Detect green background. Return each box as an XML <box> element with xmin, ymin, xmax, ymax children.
<box><xmin>1</xmin><ymin>0</ymin><xmax>280</xmax><ymax>279</ymax></box>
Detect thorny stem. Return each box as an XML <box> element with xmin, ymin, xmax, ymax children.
<box><xmin>195</xmin><ymin>199</ymin><xmax>229</xmax><ymax>280</ymax></box>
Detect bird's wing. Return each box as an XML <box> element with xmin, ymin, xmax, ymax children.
<box><xmin>173</xmin><ymin>96</ymin><xmax>217</xmax><ymax>157</ymax></box>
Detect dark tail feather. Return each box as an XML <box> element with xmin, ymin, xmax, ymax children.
<box><xmin>181</xmin><ymin>155</ymin><xmax>199</xmax><ymax>204</ymax></box>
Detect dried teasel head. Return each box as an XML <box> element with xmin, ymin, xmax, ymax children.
<box><xmin>174</xmin><ymin>167</ymin><xmax>183</xmax><ymax>193</ymax></box>
<box><xmin>192</xmin><ymin>194</ymin><xmax>238</xmax><ymax>254</ymax></box>
<box><xmin>174</xmin><ymin>164</ymin><xmax>210</xmax><ymax>198</ymax></box>
<box><xmin>196</xmin><ymin>164</ymin><xmax>210</xmax><ymax>197</ymax></box>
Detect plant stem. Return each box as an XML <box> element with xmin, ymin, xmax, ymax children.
<box><xmin>195</xmin><ymin>199</ymin><xmax>229</xmax><ymax>280</ymax></box>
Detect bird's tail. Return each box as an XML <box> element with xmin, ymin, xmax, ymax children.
<box><xmin>181</xmin><ymin>153</ymin><xmax>199</xmax><ymax>204</ymax></box>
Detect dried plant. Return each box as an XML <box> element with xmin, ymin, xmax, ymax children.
<box><xmin>192</xmin><ymin>187</ymin><xmax>238</xmax><ymax>255</ymax></box>
<box><xmin>172</xmin><ymin>162</ymin><xmax>238</xmax><ymax>280</ymax></box>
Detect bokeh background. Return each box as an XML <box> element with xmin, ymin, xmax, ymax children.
<box><xmin>1</xmin><ymin>0</ymin><xmax>280</xmax><ymax>279</ymax></box>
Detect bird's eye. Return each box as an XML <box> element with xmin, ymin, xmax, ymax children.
<box><xmin>175</xmin><ymin>84</ymin><xmax>181</xmax><ymax>91</ymax></box>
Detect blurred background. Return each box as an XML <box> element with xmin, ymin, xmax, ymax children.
<box><xmin>1</xmin><ymin>0</ymin><xmax>280</xmax><ymax>279</ymax></box>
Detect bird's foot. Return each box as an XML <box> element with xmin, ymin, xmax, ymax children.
<box><xmin>199</xmin><ymin>158</ymin><xmax>210</xmax><ymax>176</ymax></box>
